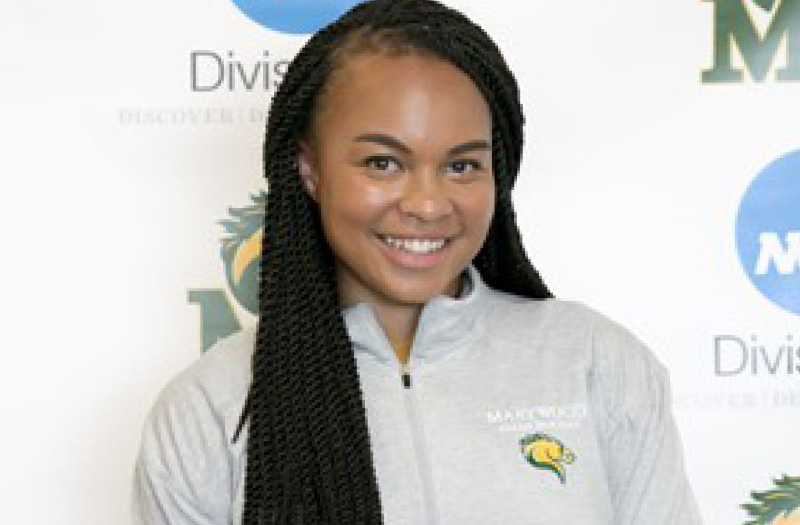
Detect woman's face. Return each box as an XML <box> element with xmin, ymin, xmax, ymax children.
<box><xmin>299</xmin><ymin>52</ymin><xmax>495</xmax><ymax>307</ymax></box>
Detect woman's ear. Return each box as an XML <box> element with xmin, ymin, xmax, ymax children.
<box><xmin>298</xmin><ymin>140</ymin><xmax>319</xmax><ymax>202</ymax></box>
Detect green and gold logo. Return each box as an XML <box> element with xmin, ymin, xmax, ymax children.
<box><xmin>743</xmin><ymin>475</ymin><xmax>800</xmax><ymax>524</ymax></box>
<box><xmin>187</xmin><ymin>192</ymin><xmax>266</xmax><ymax>352</ymax></box>
<box><xmin>703</xmin><ymin>0</ymin><xmax>800</xmax><ymax>83</ymax></box>
<box><xmin>520</xmin><ymin>433</ymin><xmax>576</xmax><ymax>484</ymax></box>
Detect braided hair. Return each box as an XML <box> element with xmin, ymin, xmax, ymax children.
<box><xmin>239</xmin><ymin>1</ymin><xmax>552</xmax><ymax>523</ymax></box>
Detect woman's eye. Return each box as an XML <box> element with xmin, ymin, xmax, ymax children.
<box><xmin>448</xmin><ymin>159</ymin><xmax>482</xmax><ymax>175</ymax></box>
<box><xmin>364</xmin><ymin>156</ymin><xmax>401</xmax><ymax>172</ymax></box>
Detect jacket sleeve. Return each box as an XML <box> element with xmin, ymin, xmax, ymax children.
<box><xmin>132</xmin><ymin>376</ymin><xmax>234</xmax><ymax>525</ymax></box>
<box><xmin>589</xmin><ymin>318</ymin><xmax>703</xmax><ymax>525</ymax></box>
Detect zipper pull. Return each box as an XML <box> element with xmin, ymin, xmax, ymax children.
<box><xmin>400</xmin><ymin>361</ymin><xmax>412</xmax><ymax>389</ymax></box>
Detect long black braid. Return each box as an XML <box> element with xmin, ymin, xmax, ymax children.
<box><xmin>238</xmin><ymin>1</ymin><xmax>552</xmax><ymax>523</ymax></box>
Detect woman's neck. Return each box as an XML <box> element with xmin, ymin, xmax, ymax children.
<box><xmin>338</xmin><ymin>271</ymin><xmax>464</xmax><ymax>364</ymax></box>
<box><xmin>376</xmin><ymin>303</ymin><xmax>420</xmax><ymax>364</ymax></box>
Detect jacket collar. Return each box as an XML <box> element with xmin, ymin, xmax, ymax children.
<box><xmin>340</xmin><ymin>264</ymin><xmax>488</xmax><ymax>366</ymax></box>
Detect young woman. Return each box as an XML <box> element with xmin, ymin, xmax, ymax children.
<box><xmin>133</xmin><ymin>1</ymin><xmax>703</xmax><ymax>524</ymax></box>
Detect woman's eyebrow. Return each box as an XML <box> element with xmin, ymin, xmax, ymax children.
<box><xmin>448</xmin><ymin>140</ymin><xmax>491</xmax><ymax>157</ymax></box>
<box><xmin>354</xmin><ymin>133</ymin><xmax>491</xmax><ymax>156</ymax></box>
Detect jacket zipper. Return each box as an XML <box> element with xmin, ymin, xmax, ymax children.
<box><xmin>400</xmin><ymin>360</ymin><xmax>412</xmax><ymax>388</ymax></box>
<box><xmin>399</xmin><ymin>360</ymin><xmax>439</xmax><ymax>524</ymax></box>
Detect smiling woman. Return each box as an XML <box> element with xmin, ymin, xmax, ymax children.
<box><xmin>132</xmin><ymin>1</ymin><xmax>703</xmax><ymax>525</ymax></box>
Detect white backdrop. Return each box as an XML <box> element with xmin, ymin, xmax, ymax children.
<box><xmin>2</xmin><ymin>1</ymin><xmax>799</xmax><ymax>524</ymax></box>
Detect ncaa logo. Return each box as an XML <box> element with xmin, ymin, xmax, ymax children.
<box><xmin>736</xmin><ymin>150</ymin><xmax>800</xmax><ymax>316</ymax></box>
<box><xmin>229</xmin><ymin>0</ymin><xmax>364</xmax><ymax>35</ymax></box>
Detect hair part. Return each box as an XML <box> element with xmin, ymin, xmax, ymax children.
<box><xmin>305</xmin><ymin>27</ymin><xmax>441</xmax><ymax>144</ymax></box>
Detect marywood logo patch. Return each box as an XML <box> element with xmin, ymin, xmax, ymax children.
<box><xmin>228</xmin><ymin>0</ymin><xmax>364</xmax><ymax>35</ymax></box>
<box><xmin>519</xmin><ymin>433</ymin><xmax>576</xmax><ymax>485</ymax></box>
<box><xmin>743</xmin><ymin>475</ymin><xmax>800</xmax><ymax>524</ymax></box>
<box><xmin>703</xmin><ymin>0</ymin><xmax>800</xmax><ymax>83</ymax></box>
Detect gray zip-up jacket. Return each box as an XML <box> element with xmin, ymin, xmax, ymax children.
<box><xmin>132</xmin><ymin>265</ymin><xmax>703</xmax><ymax>525</ymax></box>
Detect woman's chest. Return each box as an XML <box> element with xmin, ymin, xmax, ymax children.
<box><xmin>357</xmin><ymin>348</ymin><xmax>613</xmax><ymax>525</ymax></box>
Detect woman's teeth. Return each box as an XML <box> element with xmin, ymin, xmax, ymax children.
<box><xmin>381</xmin><ymin>235</ymin><xmax>448</xmax><ymax>254</ymax></box>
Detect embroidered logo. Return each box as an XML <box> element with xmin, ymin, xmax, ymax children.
<box><xmin>486</xmin><ymin>403</ymin><xmax>587</xmax><ymax>433</ymax></box>
<box><xmin>520</xmin><ymin>433</ymin><xmax>576</xmax><ymax>484</ymax></box>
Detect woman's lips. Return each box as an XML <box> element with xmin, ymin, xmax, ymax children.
<box><xmin>376</xmin><ymin>233</ymin><xmax>453</xmax><ymax>268</ymax></box>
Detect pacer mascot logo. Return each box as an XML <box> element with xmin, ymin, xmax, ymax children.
<box><xmin>519</xmin><ymin>433</ymin><xmax>576</xmax><ymax>485</ymax></box>
<box><xmin>187</xmin><ymin>192</ymin><xmax>266</xmax><ymax>353</ymax></box>
<box><xmin>219</xmin><ymin>192</ymin><xmax>265</xmax><ymax>316</ymax></box>
<box><xmin>743</xmin><ymin>475</ymin><xmax>800</xmax><ymax>524</ymax></box>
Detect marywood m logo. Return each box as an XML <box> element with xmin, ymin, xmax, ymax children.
<box><xmin>703</xmin><ymin>0</ymin><xmax>800</xmax><ymax>83</ymax></box>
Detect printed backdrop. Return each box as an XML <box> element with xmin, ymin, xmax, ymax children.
<box><xmin>2</xmin><ymin>0</ymin><xmax>799</xmax><ymax>523</ymax></box>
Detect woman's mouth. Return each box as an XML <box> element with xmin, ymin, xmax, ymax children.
<box><xmin>377</xmin><ymin>234</ymin><xmax>450</xmax><ymax>254</ymax></box>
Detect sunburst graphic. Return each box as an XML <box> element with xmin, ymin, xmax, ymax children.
<box><xmin>743</xmin><ymin>475</ymin><xmax>800</xmax><ymax>525</ymax></box>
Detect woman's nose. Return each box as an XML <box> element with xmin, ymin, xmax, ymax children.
<box><xmin>397</xmin><ymin>169</ymin><xmax>454</xmax><ymax>222</ymax></box>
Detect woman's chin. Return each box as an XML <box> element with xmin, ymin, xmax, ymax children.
<box><xmin>377</xmin><ymin>275</ymin><xmax>461</xmax><ymax>305</ymax></box>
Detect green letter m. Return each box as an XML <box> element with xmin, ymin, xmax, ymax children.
<box><xmin>703</xmin><ymin>0</ymin><xmax>800</xmax><ymax>83</ymax></box>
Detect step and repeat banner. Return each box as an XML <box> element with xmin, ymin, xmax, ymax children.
<box><xmin>2</xmin><ymin>0</ymin><xmax>799</xmax><ymax>523</ymax></box>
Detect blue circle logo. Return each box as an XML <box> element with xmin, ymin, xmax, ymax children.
<box><xmin>229</xmin><ymin>0</ymin><xmax>364</xmax><ymax>35</ymax></box>
<box><xmin>736</xmin><ymin>149</ymin><xmax>800</xmax><ymax>316</ymax></box>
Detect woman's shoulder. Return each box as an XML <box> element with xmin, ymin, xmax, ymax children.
<box><xmin>478</xmin><ymin>286</ymin><xmax>614</xmax><ymax>336</ymax></box>
<box><xmin>142</xmin><ymin>325</ymin><xmax>256</xmax><ymax>442</ymax></box>
<box><xmin>133</xmin><ymin>327</ymin><xmax>256</xmax><ymax>521</ymax></box>
<box><xmin>480</xmin><ymin>287</ymin><xmax>664</xmax><ymax>372</ymax></box>
<box><xmin>168</xmin><ymin>325</ymin><xmax>254</xmax><ymax>396</ymax></box>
